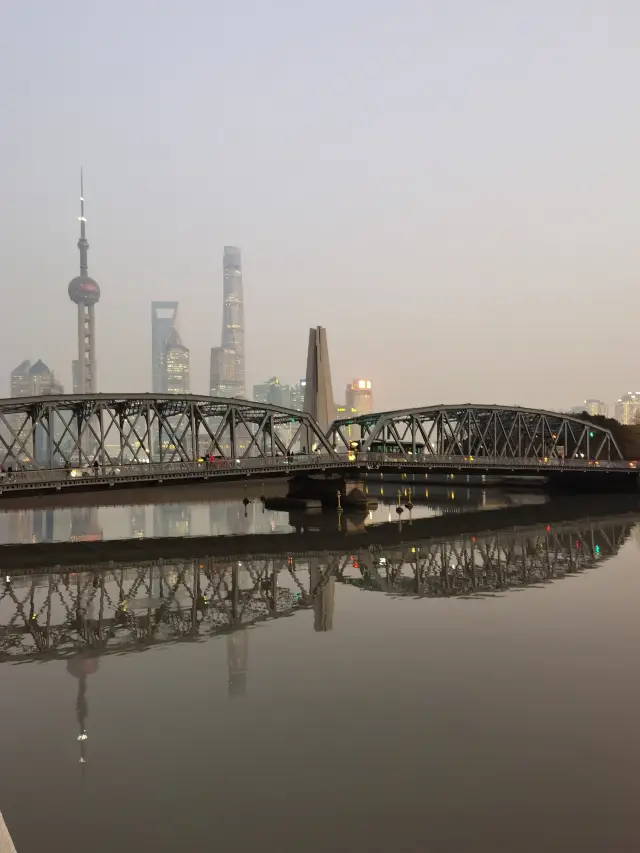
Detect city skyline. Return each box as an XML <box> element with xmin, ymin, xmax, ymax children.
<box><xmin>3</xmin><ymin>3</ymin><xmax>640</xmax><ymax>412</ymax></box>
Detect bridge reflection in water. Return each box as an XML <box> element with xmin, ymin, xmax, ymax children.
<box><xmin>1</xmin><ymin>516</ymin><xmax>633</xmax><ymax>665</ymax></box>
<box><xmin>0</xmin><ymin>515</ymin><xmax>633</xmax><ymax>767</ymax></box>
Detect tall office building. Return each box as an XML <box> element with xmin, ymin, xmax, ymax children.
<box><xmin>10</xmin><ymin>359</ymin><xmax>63</xmax><ymax>398</ymax></box>
<box><xmin>253</xmin><ymin>377</ymin><xmax>292</xmax><ymax>408</ymax></box>
<box><xmin>571</xmin><ymin>399</ymin><xmax>608</xmax><ymax>418</ymax></box>
<box><xmin>220</xmin><ymin>246</ymin><xmax>246</xmax><ymax>397</ymax></box>
<box><xmin>346</xmin><ymin>379</ymin><xmax>374</xmax><ymax>416</ymax></box>
<box><xmin>10</xmin><ymin>360</ymin><xmax>32</xmax><ymax>397</ymax></box>
<box><xmin>210</xmin><ymin>346</ymin><xmax>238</xmax><ymax>397</ymax></box>
<box><xmin>290</xmin><ymin>380</ymin><xmax>306</xmax><ymax>411</ymax></box>
<box><xmin>164</xmin><ymin>329</ymin><xmax>190</xmax><ymax>394</ymax></box>
<box><xmin>7</xmin><ymin>360</ymin><xmax>63</xmax><ymax>463</ymax></box>
<box><xmin>151</xmin><ymin>301</ymin><xmax>179</xmax><ymax>393</ymax></box>
<box><xmin>68</xmin><ymin>170</ymin><xmax>100</xmax><ymax>394</ymax></box>
<box><xmin>615</xmin><ymin>393</ymin><xmax>640</xmax><ymax>425</ymax></box>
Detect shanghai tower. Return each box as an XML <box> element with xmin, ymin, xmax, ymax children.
<box><xmin>68</xmin><ymin>169</ymin><xmax>100</xmax><ymax>393</ymax></box>
<box><xmin>220</xmin><ymin>246</ymin><xmax>245</xmax><ymax>398</ymax></box>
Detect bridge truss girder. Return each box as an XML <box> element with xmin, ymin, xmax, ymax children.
<box><xmin>342</xmin><ymin>522</ymin><xmax>631</xmax><ymax>597</ymax></box>
<box><xmin>0</xmin><ymin>520</ymin><xmax>630</xmax><ymax>662</ymax></box>
<box><xmin>0</xmin><ymin>394</ymin><xmax>334</xmax><ymax>470</ymax></box>
<box><xmin>328</xmin><ymin>405</ymin><xmax>623</xmax><ymax>462</ymax></box>
<box><xmin>0</xmin><ymin>556</ymin><xmax>344</xmax><ymax>662</ymax></box>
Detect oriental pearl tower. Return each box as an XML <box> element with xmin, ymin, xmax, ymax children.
<box><xmin>68</xmin><ymin>169</ymin><xmax>100</xmax><ymax>393</ymax></box>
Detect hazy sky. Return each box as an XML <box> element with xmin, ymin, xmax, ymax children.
<box><xmin>1</xmin><ymin>0</ymin><xmax>639</xmax><ymax>411</ymax></box>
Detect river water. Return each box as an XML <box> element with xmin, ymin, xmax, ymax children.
<box><xmin>1</xmin><ymin>491</ymin><xmax>639</xmax><ymax>853</ymax></box>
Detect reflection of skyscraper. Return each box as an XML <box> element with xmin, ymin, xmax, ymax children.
<box><xmin>154</xmin><ymin>504</ymin><xmax>191</xmax><ymax>537</ymax></box>
<box><xmin>130</xmin><ymin>506</ymin><xmax>146</xmax><ymax>538</ymax></box>
<box><xmin>151</xmin><ymin>301</ymin><xmax>179</xmax><ymax>393</ymax></box>
<box><xmin>68</xmin><ymin>170</ymin><xmax>100</xmax><ymax>394</ymax></box>
<box><xmin>67</xmin><ymin>656</ymin><xmax>98</xmax><ymax>764</ymax></box>
<box><xmin>8</xmin><ymin>510</ymin><xmax>32</xmax><ymax>543</ymax></box>
<box><xmin>70</xmin><ymin>508</ymin><xmax>102</xmax><ymax>542</ymax></box>
<box><xmin>212</xmin><ymin>247</ymin><xmax>245</xmax><ymax>398</ymax></box>
<box><xmin>32</xmin><ymin>509</ymin><xmax>54</xmax><ymax>543</ymax></box>
<box><xmin>227</xmin><ymin>630</ymin><xmax>248</xmax><ymax>698</ymax></box>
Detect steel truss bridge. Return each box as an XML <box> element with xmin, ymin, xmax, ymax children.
<box><xmin>0</xmin><ymin>395</ymin><xmax>634</xmax><ymax>496</ymax></box>
<box><xmin>0</xmin><ymin>515</ymin><xmax>634</xmax><ymax>663</ymax></box>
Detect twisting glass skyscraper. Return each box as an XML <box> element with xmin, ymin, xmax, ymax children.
<box><xmin>220</xmin><ymin>246</ymin><xmax>245</xmax><ymax>398</ymax></box>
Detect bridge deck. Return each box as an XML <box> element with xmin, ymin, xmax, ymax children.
<box><xmin>0</xmin><ymin>453</ymin><xmax>637</xmax><ymax>498</ymax></box>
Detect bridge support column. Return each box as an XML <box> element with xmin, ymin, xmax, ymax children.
<box><xmin>288</xmin><ymin>474</ymin><xmax>369</xmax><ymax>507</ymax></box>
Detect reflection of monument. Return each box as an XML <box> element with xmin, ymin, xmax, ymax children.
<box><xmin>67</xmin><ymin>656</ymin><xmax>98</xmax><ymax>763</ymax></box>
<box><xmin>70</xmin><ymin>507</ymin><xmax>102</xmax><ymax>541</ymax></box>
<box><xmin>309</xmin><ymin>562</ymin><xmax>335</xmax><ymax>632</ymax></box>
<box><xmin>227</xmin><ymin>630</ymin><xmax>248</xmax><ymax>697</ymax></box>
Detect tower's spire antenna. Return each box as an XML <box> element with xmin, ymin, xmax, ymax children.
<box><xmin>78</xmin><ymin>166</ymin><xmax>89</xmax><ymax>277</ymax></box>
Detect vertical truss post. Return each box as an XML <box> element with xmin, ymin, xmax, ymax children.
<box><xmin>158</xmin><ymin>407</ymin><xmax>164</xmax><ymax>464</ymax></box>
<box><xmin>230</xmin><ymin>406</ymin><xmax>237</xmax><ymax>459</ymax></box>
<box><xmin>189</xmin><ymin>403</ymin><xmax>197</xmax><ymax>461</ymax></box>
<box><xmin>118</xmin><ymin>411</ymin><xmax>125</xmax><ymax>466</ymax></box>
<box><xmin>46</xmin><ymin>404</ymin><xmax>54</xmax><ymax>470</ymax></box>
<box><xmin>99</xmin><ymin>404</ymin><xmax>105</xmax><ymax>468</ymax></box>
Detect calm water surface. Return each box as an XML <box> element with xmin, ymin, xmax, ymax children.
<box><xmin>1</xmin><ymin>498</ymin><xmax>639</xmax><ymax>853</ymax></box>
<box><xmin>0</xmin><ymin>482</ymin><xmax>539</xmax><ymax>543</ymax></box>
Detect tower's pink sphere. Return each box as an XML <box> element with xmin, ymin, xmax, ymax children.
<box><xmin>68</xmin><ymin>276</ymin><xmax>100</xmax><ymax>305</ymax></box>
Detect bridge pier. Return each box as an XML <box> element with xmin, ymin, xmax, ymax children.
<box><xmin>288</xmin><ymin>474</ymin><xmax>369</xmax><ymax>507</ymax></box>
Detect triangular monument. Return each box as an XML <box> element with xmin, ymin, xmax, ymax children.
<box><xmin>303</xmin><ymin>326</ymin><xmax>334</xmax><ymax>436</ymax></box>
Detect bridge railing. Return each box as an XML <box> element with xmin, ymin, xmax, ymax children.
<box><xmin>0</xmin><ymin>454</ymin><xmax>351</xmax><ymax>487</ymax></box>
<box><xmin>0</xmin><ymin>451</ymin><xmax>636</xmax><ymax>491</ymax></box>
<box><xmin>362</xmin><ymin>452</ymin><xmax>637</xmax><ymax>470</ymax></box>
